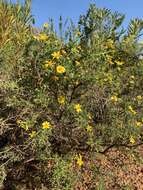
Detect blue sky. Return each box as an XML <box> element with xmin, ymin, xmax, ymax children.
<box><xmin>11</xmin><ymin>0</ymin><xmax>143</xmax><ymax>29</ymax></box>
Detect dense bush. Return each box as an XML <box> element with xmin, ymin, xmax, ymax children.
<box><xmin>0</xmin><ymin>0</ymin><xmax>143</xmax><ymax>189</ymax></box>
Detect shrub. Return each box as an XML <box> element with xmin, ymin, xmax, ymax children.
<box><xmin>0</xmin><ymin>1</ymin><xmax>143</xmax><ymax>189</ymax></box>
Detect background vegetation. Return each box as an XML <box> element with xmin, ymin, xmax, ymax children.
<box><xmin>0</xmin><ymin>0</ymin><xmax>143</xmax><ymax>189</ymax></box>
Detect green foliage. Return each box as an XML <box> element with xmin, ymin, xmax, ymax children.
<box><xmin>0</xmin><ymin>1</ymin><xmax>143</xmax><ymax>189</ymax></box>
<box><xmin>51</xmin><ymin>155</ymin><xmax>77</xmax><ymax>190</ymax></box>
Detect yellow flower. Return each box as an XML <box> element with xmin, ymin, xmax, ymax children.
<box><xmin>86</xmin><ymin>125</ymin><xmax>93</xmax><ymax>133</ymax></box>
<box><xmin>29</xmin><ymin>131</ymin><xmax>36</xmax><ymax>138</ymax></box>
<box><xmin>135</xmin><ymin>121</ymin><xmax>142</xmax><ymax>128</ymax></box>
<box><xmin>42</xmin><ymin>121</ymin><xmax>52</xmax><ymax>129</ymax></box>
<box><xmin>130</xmin><ymin>136</ymin><xmax>135</xmax><ymax>144</ymax></box>
<box><xmin>74</xmin><ymin>104</ymin><xmax>82</xmax><ymax>113</ymax></box>
<box><xmin>75</xmin><ymin>154</ymin><xmax>84</xmax><ymax>167</ymax></box>
<box><xmin>75</xmin><ymin>60</ymin><xmax>80</xmax><ymax>66</ymax></box>
<box><xmin>136</xmin><ymin>95</ymin><xmax>142</xmax><ymax>100</ymax></box>
<box><xmin>58</xmin><ymin>96</ymin><xmax>65</xmax><ymax>105</ymax></box>
<box><xmin>43</xmin><ymin>22</ymin><xmax>48</xmax><ymax>28</ymax></box>
<box><xmin>44</xmin><ymin>60</ymin><xmax>54</xmax><ymax>68</ymax></box>
<box><xmin>110</xmin><ymin>95</ymin><xmax>118</xmax><ymax>102</ymax></box>
<box><xmin>56</xmin><ymin>65</ymin><xmax>66</xmax><ymax>74</ymax></box>
<box><xmin>128</xmin><ymin>106</ymin><xmax>137</xmax><ymax>115</ymax></box>
<box><xmin>115</xmin><ymin>60</ymin><xmax>124</xmax><ymax>66</ymax></box>
<box><xmin>38</xmin><ymin>33</ymin><xmax>48</xmax><ymax>41</ymax></box>
<box><xmin>52</xmin><ymin>51</ymin><xmax>61</xmax><ymax>59</ymax></box>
